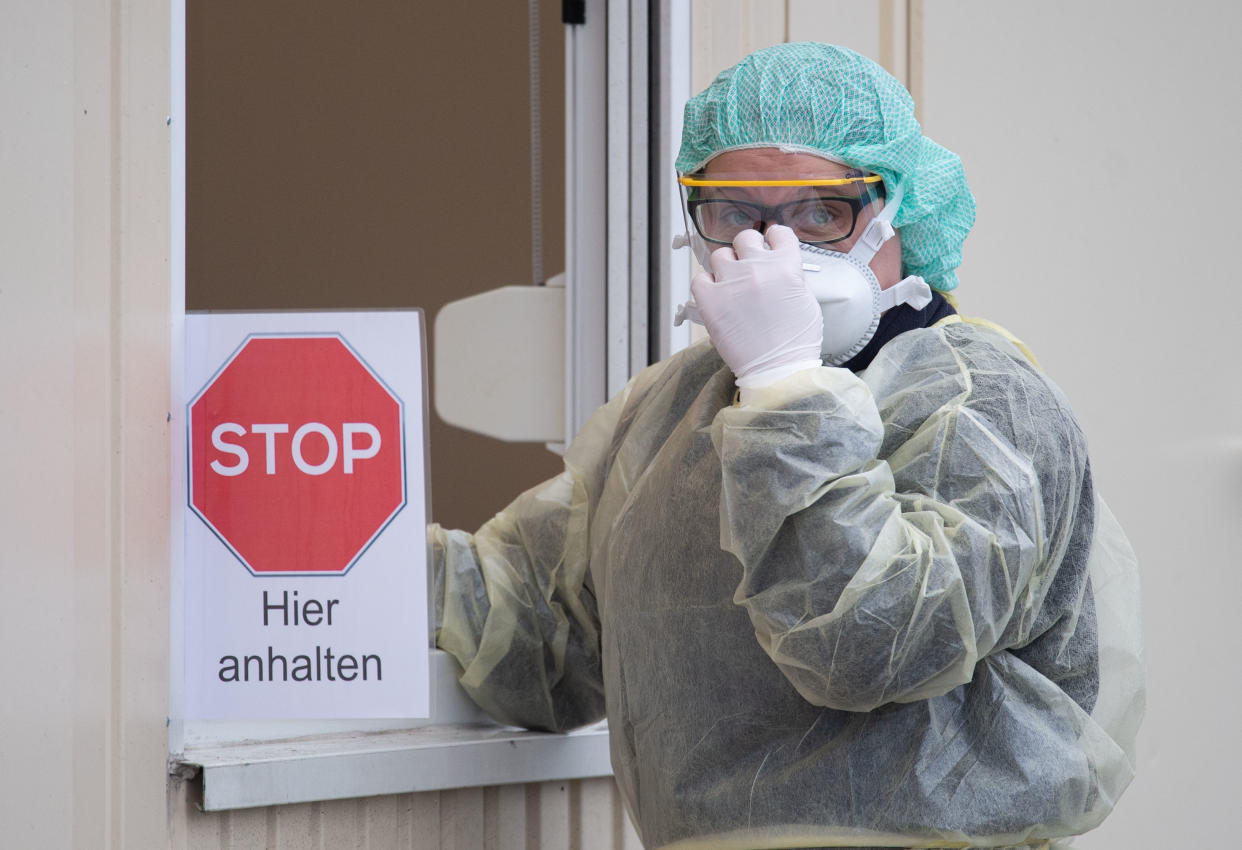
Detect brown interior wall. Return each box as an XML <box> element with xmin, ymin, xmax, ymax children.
<box><xmin>187</xmin><ymin>0</ymin><xmax>565</xmax><ymax>531</ymax></box>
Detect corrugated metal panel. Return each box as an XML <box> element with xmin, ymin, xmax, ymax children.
<box><xmin>176</xmin><ymin>778</ymin><xmax>641</xmax><ymax>849</ymax></box>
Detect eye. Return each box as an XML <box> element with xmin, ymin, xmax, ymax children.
<box><xmin>794</xmin><ymin>201</ymin><xmax>838</xmax><ymax>225</ymax></box>
<box><xmin>787</xmin><ymin>198</ymin><xmax>852</xmax><ymax>239</ymax></box>
<box><xmin>696</xmin><ymin>203</ymin><xmax>756</xmax><ymax>235</ymax></box>
<box><xmin>718</xmin><ymin>205</ymin><xmax>754</xmax><ymax>227</ymax></box>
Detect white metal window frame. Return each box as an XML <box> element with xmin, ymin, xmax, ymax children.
<box><xmin>167</xmin><ymin>0</ymin><xmax>689</xmax><ymax>811</ymax></box>
<box><xmin>571</xmin><ymin>0</ymin><xmax>692</xmax><ymax>434</ymax></box>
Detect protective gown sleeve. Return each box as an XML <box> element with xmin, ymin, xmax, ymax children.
<box><xmin>711</xmin><ymin>326</ymin><xmax>1090</xmax><ymax>713</ymax></box>
<box><xmin>429</xmin><ymin>379</ymin><xmax>635</xmax><ymax>733</ymax></box>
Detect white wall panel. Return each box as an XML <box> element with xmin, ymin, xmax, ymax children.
<box><xmin>921</xmin><ymin>2</ymin><xmax>1242</xmax><ymax>848</ymax></box>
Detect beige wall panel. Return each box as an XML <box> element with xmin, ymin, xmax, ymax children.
<box><xmin>408</xmin><ymin>791</ymin><xmax>443</xmax><ymax>846</ymax></box>
<box><xmin>69</xmin><ymin>0</ymin><xmax>113</xmax><ymax>827</ymax></box>
<box><xmin>175</xmin><ymin>778</ymin><xmax>638</xmax><ymax>849</ymax></box>
<box><xmin>319</xmin><ymin>797</ymin><xmax>366</xmax><ymax>847</ymax></box>
<box><xmin>578</xmin><ymin>776</ymin><xmax>644</xmax><ymax>848</ymax></box>
<box><xmin>271</xmin><ymin>803</ymin><xmax>316</xmax><ymax>848</ymax></box>
<box><xmin>224</xmin><ymin>807</ymin><xmax>272</xmax><ymax>848</ymax></box>
<box><xmin>621</xmin><ymin>785</ymin><xmax>644</xmax><ymax>849</ymax></box>
<box><xmin>441</xmin><ymin>787</ymin><xmax>486</xmax><ymax>849</ymax></box>
<box><xmin>786</xmin><ymin>0</ymin><xmax>882</xmax><ymax>68</ymax></box>
<box><xmin>689</xmin><ymin>2</ymin><xmax>910</xmax><ymax>102</ymax></box>
<box><xmin>576</xmin><ymin>777</ymin><xmax>615</xmax><ymax>845</ymax></box>
<box><xmin>876</xmin><ymin>0</ymin><xmax>909</xmax><ymax>85</ymax></box>
<box><xmin>0</xmin><ymin>3</ymin><xmax>76</xmax><ymax>846</ymax></box>
<box><xmin>361</xmin><ymin>794</ymin><xmax>401</xmax><ymax>847</ymax></box>
<box><xmin>2</xmin><ymin>0</ymin><xmax>169</xmax><ymax>846</ymax></box>
<box><xmin>171</xmin><ymin>776</ymin><xmax>221</xmax><ymax>847</ymax></box>
<box><xmin>486</xmin><ymin>784</ymin><xmax>527</xmax><ymax>848</ymax></box>
<box><xmin>691</xmin><ymin>0</ymin><xmax>786</xmax><ymax>91</ymax></box>
<box><xmin>116</xmin><ymin>0</ymin><xmax>175</xmax><ymax>845</ymax></box>
<box><xmin>920</xmin><ymin>2</ymin><xmax>1242</xmax><ymax>848</ymax></box>
<box><xmin>537</xmin><ymin>780</ymin><xmax>571</xmax><ymax>847</ymax></box>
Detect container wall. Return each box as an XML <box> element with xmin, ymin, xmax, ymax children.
<box><xmin>0</xmin><ymin>0</ymin><xmax>171</xmax><ymax>848</ymax></box>
<box><xmin>171</xmin><ymin>777</ymin><xmax>642</xmax><ymax>849</ymax></box>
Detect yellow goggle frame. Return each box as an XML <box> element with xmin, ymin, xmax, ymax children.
<box><xmin>678</xmin><ymin>175</ymin><xmax>884</xmax><ymax>188</ymax></box>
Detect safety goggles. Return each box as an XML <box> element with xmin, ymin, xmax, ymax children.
<box><xmin>679</xmin><ymin>174</ymin><xmax>885</xmax><ymax>247</ymax></box>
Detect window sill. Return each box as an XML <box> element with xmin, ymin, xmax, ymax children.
<box><xmin>177</xmin><ymin>721</ymin><xmax>612</xmax><ymax>811</ymax></box>
<box><xmin>172</xmin><ymin>650</ymin><xmax>613</xmax><ymax>811</ymax></box>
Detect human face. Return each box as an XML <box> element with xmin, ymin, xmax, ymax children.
<box><xmin>697</xmin><ymin>149</ymin><xmax>903</xmax><ymax>291</ymax></box>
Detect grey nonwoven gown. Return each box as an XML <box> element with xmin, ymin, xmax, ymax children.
<box><xmin>432</xmin><ymin>319</ymin><xmax>1144</xmax><ymax>850</ymax></box>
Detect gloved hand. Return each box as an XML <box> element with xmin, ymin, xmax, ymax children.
<box><xmin>691</xmin><ymin>225</ymin><xmax>824</xmax><ymax>388</ymax></box>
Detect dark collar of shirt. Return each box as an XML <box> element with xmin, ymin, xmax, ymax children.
<box><xmin>841</xmin><ymin>290</ymin><xmax>957</xmax><ymax>372</ymax></box>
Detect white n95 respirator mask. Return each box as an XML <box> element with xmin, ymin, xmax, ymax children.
<box><xmin>674</xmin><ymin>183</ymin><xmax>932</xmax><ymax>366</ymax></box>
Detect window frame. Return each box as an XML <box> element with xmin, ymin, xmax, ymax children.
<box><xmin>168</xmin><ymin>0</ymin><xmax>690</xmax><ymax>809</ymax></box>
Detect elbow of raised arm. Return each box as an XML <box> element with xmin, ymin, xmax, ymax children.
<box><xmin>759</xmin><ymin>614</ymin><xmax>982</xmax><ymax>713</ymax></box>
<box><xmin>779</xmin><ymin>650</ymin><xmax>980</xmax><ymax>712</ymax></box>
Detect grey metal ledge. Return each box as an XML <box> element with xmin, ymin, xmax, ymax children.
<box><xmin>178</xmin><ymin>721</ymin><xmax>613</xmax><ymax>811</ymax></box>
<box><xmin>172</xmin><ymin>650</ymin><xmax>613</xmax><ymax>811</ymax></box>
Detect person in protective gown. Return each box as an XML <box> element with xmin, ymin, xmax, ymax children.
<box><xmin>431</xmin><ymin>43</ymin><xmax>1144</xmax><ymax>850</ymax></box>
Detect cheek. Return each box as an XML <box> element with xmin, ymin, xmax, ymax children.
<box><xmin>872</xmin><ymin>235</ymin><xmax>904</xmax><ymax>290</ymax></box>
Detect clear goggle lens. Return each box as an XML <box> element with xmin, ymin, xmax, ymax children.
<box><xmin>679</xmin><ymin>173</ymin><xmax>885</xmax><ymax>247</ymax></box>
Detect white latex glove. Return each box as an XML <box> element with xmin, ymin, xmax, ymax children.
<box><xmin>690</xmin><ymin>225</ymin><xmax>824</xmax><ymax>389</ymax></box>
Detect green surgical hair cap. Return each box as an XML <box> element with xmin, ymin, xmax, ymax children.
<box><xmin>677</xmin><ymin>42</ymin><xmax>975</xmax><ymax>291</ymax></box>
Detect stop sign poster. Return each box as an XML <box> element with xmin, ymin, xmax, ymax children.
<box><xmin>184</xmin><ymin>311</ymin><xmax>429</xmax><ymax>718</ymax></box>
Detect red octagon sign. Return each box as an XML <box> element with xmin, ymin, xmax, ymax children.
<box><xmin>188</xmin><ymin>335</ymin><xmax>405</xmax><ymax>575</ymax></box>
